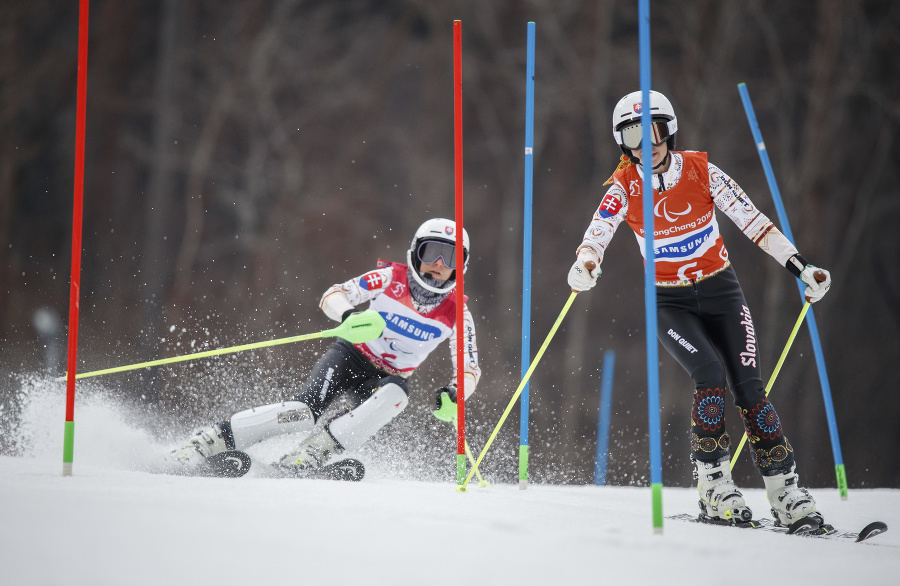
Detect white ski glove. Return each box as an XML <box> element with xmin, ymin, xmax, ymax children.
<box><xmin>788</xmin><ymin>254</ymin><xmax>831</xmax><ymax>303</ymax></box>
<box><xmin>568</xmin><ymin>250</ymin><xmax>601</xmax><ymax>292</ymax></box>
<box><xmin>800</xmin><ymin>265</ymin><xmax>831</xmax><ymax>303</ymax></box>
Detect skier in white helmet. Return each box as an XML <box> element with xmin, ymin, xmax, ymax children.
<box><xmin>169</xmin><ymin>218</ymin><xmax>480</xmax><ymax>478</ymax></box>
<box><xmin>568</xmin><ymin>90</ymin><xmax>832</xmax><ymax>529</ymax></box>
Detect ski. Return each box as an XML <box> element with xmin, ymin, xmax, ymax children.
<box><xmin>668</xmin><ymin>513</ymin><xmax>888</xmax><ymax>543</ymax></box>
<box><xmin>272</xmin><ymin>458</ymin><xmax>365</xmax><ymax>482</ymax></box>
<box><xmin>759</xmin><ymin>516</ymin><xmax>888</xmax><ymax>543</ymax></box>
<box><xmin>668</xmin><ymin>512</ymin><xmax>761</xmax><ymax>529</ymax></box>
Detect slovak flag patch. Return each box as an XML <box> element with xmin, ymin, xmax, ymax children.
<box><xmin>633</xmin><ymin>102</ymin><xmax>642</xmax><ymax>114</ymax></box>
<box><xmin>598</xmin><ymin>193</ymin><xmax>623</xmax><ymax>218</ymax></box>
<box><xmin>359</xmin><ymin>271</ymin><xmax>384</xmax><ymax>291</ymax></box>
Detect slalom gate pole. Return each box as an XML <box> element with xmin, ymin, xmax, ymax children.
<box><xmin>593</xmin><ymin>350</ymin><xmax>616</xmax><ymax>485</ymax></box>
<box><xmin>737</xmin><ymin>82</ymin><xmax>847</xmax><ymax>498</ymax></box>
<box><xmin>63</xmin><ymin>0</ymin><xmax>91</xmax><ymax>477</ymax></box>
<box><xmin>60</xmin><ymin>312</ymin><xmax>386</xmax><ymax>381</ymax></box>
<box><xmin>731</xmin><ymin>303</ymin><xmax>810</xmax><ymax>469</ymax></box>
<box><xmin>452</xmin><ymin>417</ymin><xmax>489</xmax><ymax>487</ymax></box>
<box><xmin>638</xmin><ymin>0</ymin><xmax>664</xmax><ymax>532</ymax></box>
<box><xmin>453</xmin><ymin>20</ymin><xmax>467</xmax><ymax>487</ymax></box>
<box><xmin>458</xmin><ymin>291</ymin><xmax>578</xmax><ymax>492</ymax></box>
<box><xmin>519</xmin><ymin>21</ymin><xmax>536</xmax><ymax>491</ymax></box>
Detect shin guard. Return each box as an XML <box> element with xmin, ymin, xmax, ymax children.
<box><xmin>328</xmin><ymin>383</ymin><xmax>409</xmax><ymax>451</ymax></box>
<box><xmin>228</xmin><ymin>401</ymin><xmax>315</xmax><ymax>451</ymax></box>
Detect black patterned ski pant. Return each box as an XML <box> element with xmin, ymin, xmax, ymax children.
<box><xmin>291</xmin><ymin>340</ymin><xmax>408</xmax><ymax>421</ymax></box>
<box><xmin>656</xmin><ymin>266</ymin><xmax>794</xmax><ymax>475</ymax></box>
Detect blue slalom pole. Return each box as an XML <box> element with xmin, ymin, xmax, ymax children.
<box><xmin>737</xmin><ymin>82</ymin><xmax>847</xmax><ymax>499</ymax></box>
<box><xmin>519</xmin><ymin>22</ymin><xmax>536</xmax><ymax>491</ymax></box>
<box><xmin>638</xmin><ymin>0</ymin><xmax>663</xmax><ymax>531</ymax></box>
<box><xmin>593</xmin><ymin>350</ymin><xmax>616</xmax><ymax>485</ymax></box>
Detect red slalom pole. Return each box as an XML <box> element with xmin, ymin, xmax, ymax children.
<box><xmin>453</xmin><ymin>20</ymin><xmax>466</xmax><ymax>486</ymax></box>
<box><xmin>63</xmin><ymin>0</ymin><xmax>90</xmax><ymax>477</ymax></box>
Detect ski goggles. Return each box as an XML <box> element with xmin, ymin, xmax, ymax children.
<box><xmin>417</xmin><ymin>240</ymin><xmax>462</xmax><ymax>269</ymax></box>
<box><xmin>618</xmin><ymin>119</ymin><xmax>671</xmax><ymax>150</ymax></box>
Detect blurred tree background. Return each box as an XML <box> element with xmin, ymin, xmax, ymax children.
<box><xmin>2</xmin><ymin>0</ymin><xmax>898</xmax><ymax>488</ymax></box>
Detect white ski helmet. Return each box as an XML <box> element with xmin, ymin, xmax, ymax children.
<box><xmin>612</xmin><ymin>90</ymin><xmax>678</xmax><ymax>155</ymax></box>
<box><xmin>406</xmin><ymin>218</ymin><xmax>470</xmax><ymax>294</ymax></box>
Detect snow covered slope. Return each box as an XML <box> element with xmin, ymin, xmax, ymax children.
<box><xmin>2</xmin><ymin>381</ymin><xmax>898</xmax><ymax>585</ymax></box>
<box><xmin>3</xmin><ymin>459</ymin><xmax>900</xmax><ymax>585</ymax></box>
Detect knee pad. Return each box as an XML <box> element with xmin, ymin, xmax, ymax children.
<box><xmin>328</xmin><ymin>382</ymin><xmax>408</xmax><ymax>451</ymax></box>
<box><xmin>691</xmin><ymin>361</ymin><xmax>727</xmax><ymax>391</ymax></box>
<box><xmin>228</xmin><ymin>401</ymin><xmax>315</xmax><ymax>450</ymax></box>
<box><xmin>731</xmin><ymin>379</ymin><xmax>767</xmax><ymax>410</ymax></box>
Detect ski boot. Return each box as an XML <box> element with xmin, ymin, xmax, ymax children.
<box><xmin>278</xmin><ymin>426</ymin><xmax>345</xmax><ymax>472</ymax></box>
<box><xmin>694</xmin><ymin>457</ymin><xmax>753</xmax><ymax>524</ymax></box>
<box><xmin>168</xmin><ymin>424</ymin><xmax>228</xmax><ymax>470</ymax></box>
<box><xmin>764</xmin><ymin>465</ymin><xmax>821</xmax><ymax>528</ymax></box>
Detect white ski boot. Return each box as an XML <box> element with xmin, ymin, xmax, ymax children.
<box><xmin>278</xmin><ymin>426</ymin><xmax>344</xmax><ymax>472</ymax></box>
<box><xmin>168</xmin><ymin>425</ymin><xmax>228</xmax><ymax>469</ymax></box>
<box><xmin>694</xmin><ymin>457</ymin><xmax>753</xmax><ymax>523</ymax></box>
<box><xmin>764</xmin><ymin>465</ymin><xmax>819</xmax><ymax>526</ymax></box>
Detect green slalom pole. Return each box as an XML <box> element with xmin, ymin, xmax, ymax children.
<box><xmin>63</xmin><ymin>310</ymin><xmax>386</xmax><ymax>381</ymax></box>
<box><xmin>458</xmin><ymin>291</ymin><xmax>579</xmax><ymax>492</ymax></box>
<box><xmin>731</xmin><ymin>302</ymin><xmax>810</xmax><ymax>469</ymax></box>
<box><xmin>453</xmin><ymin>416</ymin><xmax>489</xmax><ymax>488</ymax></box>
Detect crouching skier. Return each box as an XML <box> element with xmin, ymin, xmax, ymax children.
<box><xmin>168</xmin><ymin>218</ymin><xmax>481</xmax><ymax>480</ymax></box>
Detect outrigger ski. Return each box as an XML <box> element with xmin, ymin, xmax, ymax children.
<box><xmin>272</xmin><ymin>458</ymin><xmax>366</xmax><ymax>482</ymax></box>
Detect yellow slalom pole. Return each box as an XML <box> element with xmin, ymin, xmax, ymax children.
<box><xmin>459</xmin><ymin>291</ymin><xmax>579</xmax><ymax>492</ymax></box>
<box><xmin>730</xmin><ymin>302</ymin><xmax>811</xmax><ymax>469</ymax></box>
<box><xmin>61</xmin><ymin>311</ymin><xmax>386</xmax><ymax>381</ymax></box>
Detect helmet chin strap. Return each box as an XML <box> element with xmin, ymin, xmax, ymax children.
<box><xmin>626</xmin><ymin>150</ymin><xmax>670</xmax><ymax>171</ymax></box>
<box><xmin>653</xmin><ymin>151</ymin><xmax>671</xmax><ymax>170</ymax></box>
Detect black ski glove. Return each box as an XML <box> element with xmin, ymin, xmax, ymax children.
<box><xmin>433</xmin><ymin>385</ymin><xmax>458</xmax><ymax>422</ymax></box>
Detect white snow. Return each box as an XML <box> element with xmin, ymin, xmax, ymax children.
<box><xmin>2</xmin><ymin>382</ymin><xmax>899</xmax><ymax>585</ymax></box>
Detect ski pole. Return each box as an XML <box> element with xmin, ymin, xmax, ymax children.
<box><xmin>730</xmin><ymin>302</ymin><xmax>810</xmax><ymax>469</ymax></box>
<box><xmin>458</xmin><ymin>289</ymin><xmax>580</xmax><ymax>492</ymax></box>
<box><xmin>59</xmin><ymin>310</ymin><xmax>386</xmax><ymax>381</ymax></box>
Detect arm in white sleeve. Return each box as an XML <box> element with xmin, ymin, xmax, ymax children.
<box><xmin>709</xmin><ymin>162</ymin><xmax>798</xmax><ymax>266</ymax></box>
<box><xmin>448</xmin><ymin>304</ymin><xmax>481</xmax><ymax>399</ymax></box>
<box><xmin>577</xmin><ymin>181</ymin><xmax>628</xmax><ymax>264</ymax></box>
<box><xmin>319</xmin><ymin>267</ymin><xmax>394</xmax><ymax>322</ymax></box>
<box><xmin>319</xmin><ymin>287</ymin><xmax>355</xmax><ymax>322</ymax></box>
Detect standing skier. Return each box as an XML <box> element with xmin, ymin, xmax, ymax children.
<box><xmin>568</xmin><ymin>90</ymin><xmax>832</xmax><ymax>527</ymax></box>
<box><xmin>169</xmin><ymin>218</ymin><xmax>480</xmax><ymax>477</ymax></box>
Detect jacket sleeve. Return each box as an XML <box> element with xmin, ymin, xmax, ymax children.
<box><xmin>709</xmin><ymin>161</ymin><xmax>798</xmax><ymax>266</ymax></box>
<box><xmin>576</xmin><ymin>181</ymin><xmax>628</xmax><ymax>264</ymax></box>
<box><xmin>447</xmin><ymin>303</ymin><xmax>481</xmax><ymax>399</ymax></box>
<box><xmin>319</xmin><ymin>267</ymin><xmax>393</xmax><ymax>322</ymax></box>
